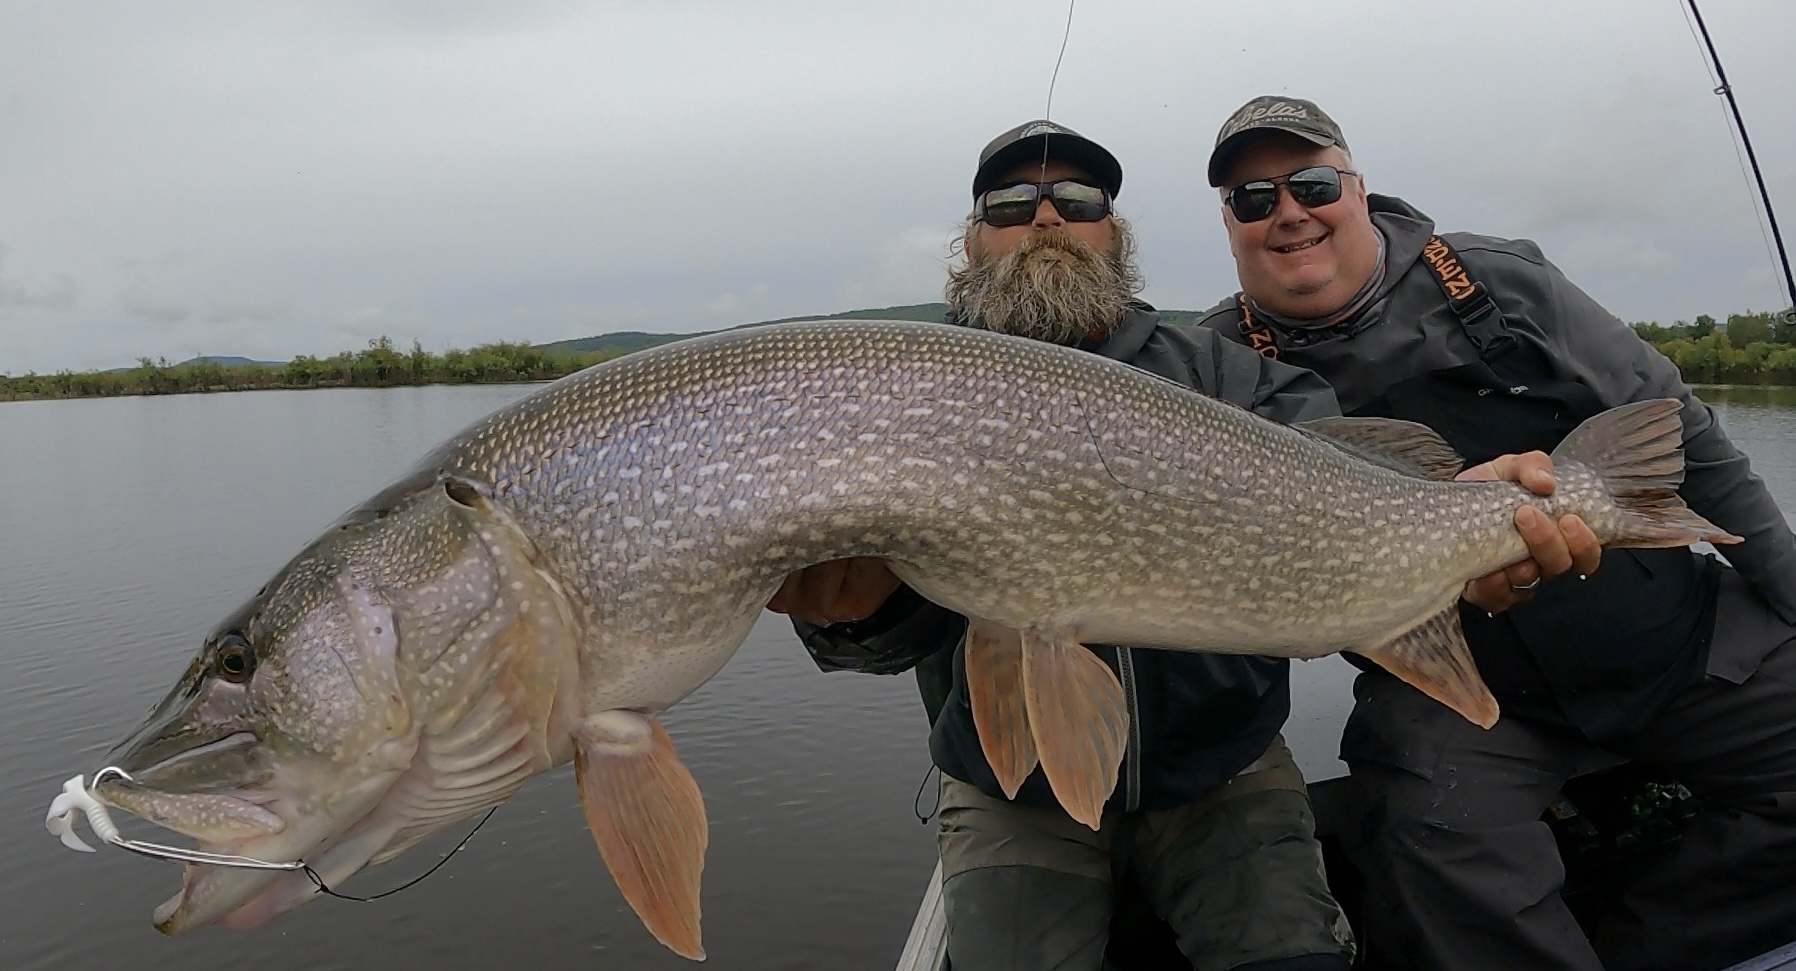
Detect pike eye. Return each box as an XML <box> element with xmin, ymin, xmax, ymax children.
<box><xmin>215</xmin><ymin>634</ymin><xmax>256</xmax><ymax>683</ymax></box>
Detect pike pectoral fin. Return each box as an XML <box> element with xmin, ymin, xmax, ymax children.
<box><xmin>1355</xmin><ymin>606</ymin><xmax>1500</xmax><ymax>729</ymax></box>
<box><xmin>1022</xmin><ymin>631</ymin><xmax>1126</xmax><ymax>831</ymax></box>
<box><xmin>965</xmin><ymin>620</ymin><xmax>1037</xmax><ymax>798</ymax></box>
<box><xmin>574</xmin><ymin>712</ymin><xmax>708</xmax><ymax>961</ymax></box>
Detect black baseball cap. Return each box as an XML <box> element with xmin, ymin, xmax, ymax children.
<box><xmin>972</xmin><ymin>119</ymin><xmax>1123</xmax><ymax>201</ymax></box>
<box><xmin>1207</xmin><ymin>96</ymin><xmax>1350</xmax><ymax>187</ymax></box>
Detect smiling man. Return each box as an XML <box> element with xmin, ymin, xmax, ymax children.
<box><xmin>1198</xmin><ymin>95</ymin><xmax>1796</xmax><ymax>971</ymax></box>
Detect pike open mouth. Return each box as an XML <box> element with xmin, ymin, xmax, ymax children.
<box><xmin>144</xmin><ymin>812</ymin><xmax>391</xmax><ymax>933</ymax></box>
<box><xmin>42</xmin><ymin>772</ymin><xmax>307</xmax><ymax>933</ymax></box>
<box><xmin>89</xmin><ymin>783</ymin><xmax>302</xmax><ymax>933</ymax></box>
<box><xmin>45</xmin><ymin>767</ymin><xmax>411</xmax><ymax>934</ymax></box>
<box><xmin>154</xmin><ymin>851</ymin><xmax>276</xmax><ymax>931</ymax></box>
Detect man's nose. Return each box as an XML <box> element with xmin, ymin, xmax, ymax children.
<box><xmin>1031</xmin><ymin>196</ymin><xmax>1064</xmax><ymax>228</ymax></box>
<box><xmin>1270</xmin><ymin>185</ymin><xmax>1309</xmax><ymax>226</ymax></box>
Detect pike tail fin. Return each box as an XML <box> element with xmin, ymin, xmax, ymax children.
<box><xmin>1355</xmin><ymin>605</ymin><xmax>1499</xmax><ymax>729</ymax></box>
<box><xmin>575</xmin><ymin>713</ymin><xmax>708</xmax><ymax>961</ymax></box>
<box><xmin>965</xmin><ymin>621</ymin><xmax>1038</xmax><ymax>799</ymax></box>
<box><xmin>1551</xmin><ymin>398</ymin><xmax>1741</xmax><ymax>548</ymax></box>
<box><xmin>1022</xmin><ymin>631</ymin><xmax>1127</xmax><ymax>831</ymax></box>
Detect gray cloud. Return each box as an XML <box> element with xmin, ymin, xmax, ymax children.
<box><xmin>204</xmin><ymin>296</ymin><xmax>289</xmax><ymax>325</ymax></box>
<box><xmin>839</xmin><ymin>225</ymin><xmax>960</xmax><ymax>310</ymax></box>
<box><xmin>0</xmin><ymin>245</ymin><xmax>81</xmax><ymax>312</ymax></box>
<box><xmin>119</xmin><ymin>289</ymin><xmax>193</xmax><ymax>326</ymax></box>
<box><xmin>0</xmin><ymin>0</ymin><xmax>1790</xmax><ymax>374</ymax></box>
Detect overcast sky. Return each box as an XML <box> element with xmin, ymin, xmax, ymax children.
<box><xmin>3</xmin><ymin>0</ymin><xmax>1792</xmax><ymax>374</ymax></box>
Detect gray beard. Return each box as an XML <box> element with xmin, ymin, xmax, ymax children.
<box><xmin>946</xmin><ymin>228</ymin><xmax>1137</xmax><ymax>346</ymax></box>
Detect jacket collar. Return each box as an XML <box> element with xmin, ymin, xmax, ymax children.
<box><xmin>1366</xmin><ymin>194</ymin><xmax>1436</xmax><ymax>302</ymax></box>
<box><xmin>1081</xmin><ymin>300</ymin><xmax>1159</xmax><ymax>361</ymax></box>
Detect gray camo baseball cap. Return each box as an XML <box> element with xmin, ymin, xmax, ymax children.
<box><xmin>1207</xmin><ymin>96</ymin><xmax>1349</xmax><ymax>187</ymax></box>
<box><xmin>972</xmin><ymin>119</ymin><xmax>1123</xmax><ymax>200</ymax></box>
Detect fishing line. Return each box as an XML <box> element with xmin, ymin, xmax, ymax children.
<box><xmin>1678</xmin><ymin>1</ymin><xmax>1778</xmax><ymax>297</ymax></box>
<box><xmin>1043</xmin><ymin>0</ymin><xmax>1078</xmax><ymax>123</ymax></box>
<box><xmin>47</xmin><ymin>769</ymin><xmax>496</xmax><ymax>904</ymax></box>
<box><xmin>305</xmin><ymin>807</ymin><xmax>498</xmax><ymax>902</ymax></box>
<box><xmin>1679</xmin><ymin>0</ymin><xmax>1795</xmax><ymax>321</ymax></box>
<box><xmin>912</xmin><ymin>763</ymin><xmax>941</xmax><ymax>824</ymax></box>
<box><xmin>1038</xmin><ymin>0</ymin><xmax>1080</xmax><ymax>180</ymax></box>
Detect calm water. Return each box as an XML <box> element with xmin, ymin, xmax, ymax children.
<box><xmin>1</xmin><ymin>383</ymin><xmax>1792</xmax><ymax>970</ymax></box>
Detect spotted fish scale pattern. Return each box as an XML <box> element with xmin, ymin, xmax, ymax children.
<box><xmin>426</xmin><ymin>319</ymin><xmax>1549</xmax><ymax>692</ymax></box>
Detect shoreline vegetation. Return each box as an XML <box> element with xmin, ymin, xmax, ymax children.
<box><xmin>4</xmin><ymin>307</ymin><xmax>1793</xmax><ymax>402</ymax></box>
<box><xmin>1632</xmin><ymin>311</ymin><xmax>1796</xmax><ymax>386</ymax></box>
<box><xmin>0</xmin><ymin>338</ymin><xmax>611</xmax><ymax>402</ymax></box>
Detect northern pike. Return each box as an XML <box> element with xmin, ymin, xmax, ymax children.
<box><xmin>56</xmin><ymin>319</ymin><xmax>1735</xmax><ymax>959</ymax></box>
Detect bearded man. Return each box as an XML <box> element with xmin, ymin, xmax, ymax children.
<box><xmin>767</xmin><ymin>120</ymin><xmax>1588</xmax><ymax>971</ymax></box>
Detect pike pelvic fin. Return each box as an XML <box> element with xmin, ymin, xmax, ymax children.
<box><xmin>574</xmin><ymin>713</ymin><xmax>708</xmax><ymax>961</ymax></box>
<box><xmin>1295</xmin><ymin>417</ymin><xmax>1466</xmax><ymax>481</ymax></box>
<box><xmin>965</xmin><ymin>621</ymin><xmax>1038</xmax><ymax>799</ymax></box>
<box><xmin>1551</xmin><ymin>398</ymin><xmax>1742</xmax><ymax>548</ymax></box>
<box><xmin>1355</xmin><ymin>605</ymin><xmax>1500</xmax><ymax>729</ymax></box>
<box><xmin>1022</xmin><ymin>630</ymin><xmax>1127</xmax><ymax>831</ymax></box>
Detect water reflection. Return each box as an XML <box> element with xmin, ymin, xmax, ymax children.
<box><xmin>1693</xmin><ymin>386</ymin><xmax>1796</xmax><ymax>519</ymax></box>
<box><xmin>1693</xmin><ymin>384</ymin><xmax>1796</xmax><ymax>408</ymax></box>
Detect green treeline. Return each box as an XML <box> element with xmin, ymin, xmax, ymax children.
<box><xmin>1632</xmin><ymin>310</ymin><xmax>1796</xmax><ymax>385</ymax></box>
<box><xmin>6</xmin><ymin>308</ymin><xmax>1796</xmax><ymax>402</ymax></box>
<box><xmin>0</xmin><ymin>338</ymin><xmax>625</xmax><ymax>402</ymax></box>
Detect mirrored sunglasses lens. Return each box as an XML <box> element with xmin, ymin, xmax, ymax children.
<box><xmin>983</xmin><ymin>203</ymin><xmax>1035</xmax><ymax>227</ymax></box>
<box><xmin>1050</xmin><ymin>182</ymin><xmax>1109</xmax><ymax>221</ymax></box>
<box><xmin>1229</xmin><ymin>184</ymin><xmax>1279</xmax><ymax>222</ymax></box>
<box><xmin>1286</xmin><ymin>167</ymin><xmax>1344</xmax><ymax>208</ymax></box>
<box><xmin>981</xmin><ymin>185</ymin><xmax>1041</xmax><ymax>227</ymax></box>
<box><xmin>1058</xmin><ymin>201</ymin><xmax>1106</xmax><ymax>221</ymax></box>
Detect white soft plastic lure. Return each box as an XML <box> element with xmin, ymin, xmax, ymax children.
<box><xmin>43</xmin><ymin>770</ymin><xmax>304</xmax><ymax>871</ymax></box>
<box><xmin>45</xmin><ymin>774</ymin><xmax>120</xmax><ymax>853</ymax></box>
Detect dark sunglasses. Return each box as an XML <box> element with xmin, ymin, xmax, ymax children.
<box><xmin>975</xmin><ymin>180</ymin><xmax>1112</xmax><ymax>228</ymax></box>
<box><xmin>1224</xmin><ymin>165</ymin><xmax>1358</xmax><ymax>223</ymax></box>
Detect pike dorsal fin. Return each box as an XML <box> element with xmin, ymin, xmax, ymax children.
<box><xmin>1354</xmin><ymin>605</ymin><xmax>1499</xmax><ymax>729</ymax></box>
<box><xmin>574</xmin><ymin>712</ymin><xmax>708</xmax><ymax>960</ymax></box>
<box><xmin>1296</xmin><ymin>417</ymin><xmax>1465</xmax><ymax>481</ymax></box>
<box><xmin>965</xmin><ymin>620</ymin><xmax>1038</xmax><ymax>799</ymax></box>
<box><xmin>1022</xmin><ymin>630</ymin><xmax>1127</xmax><ymax>830</ymax></box>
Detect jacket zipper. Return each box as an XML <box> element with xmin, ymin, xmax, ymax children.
<box><xmin>1116</xmin><ymin>647</ymin><xmax>1142</xmax><ymax>813</ymax></box>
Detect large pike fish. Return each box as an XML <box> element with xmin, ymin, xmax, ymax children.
<box><xmin>69</xmin><ymin>319</ymin><xmax>1734</xmax><ymax>959</ymax></box>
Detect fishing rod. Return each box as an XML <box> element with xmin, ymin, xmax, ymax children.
<box><xmin>1685</xmin><ymin>0</ymin><xmax>1796</xmax><ymax>322</ymax></box>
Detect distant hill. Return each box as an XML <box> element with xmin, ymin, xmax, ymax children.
<box><xmin>180</xmin><ymin>355</ymin><xmax>283</xmax><ymax>367</ymax></box>
<box><xmin>749</xmin><ymin>302</ymin><xmax>951</xmax><ymax>327</ymax></box>
<box><xmin>532</xmin><ymin>331</ymin><xmax>695</xmax><ymax>357</ymax></box>
<box><xmin>104</xmin><ymin>354</ymin><xmax>283</xmax><ymax>373</ymax></box>
<box><xmin>534</xmin><ymin>303</ymin><xmax>954</xmax><ymax>357</ymax></box>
